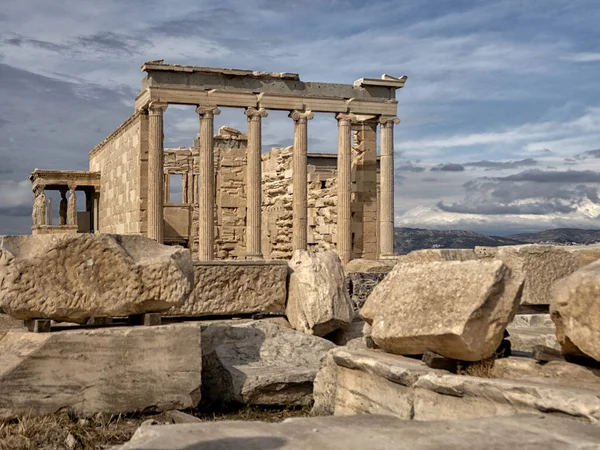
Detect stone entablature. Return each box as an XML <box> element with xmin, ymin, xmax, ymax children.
<box><xmin>136</xmin><ymin>61</ymin><xmax>406</xmax><ymax>116</ymax></box>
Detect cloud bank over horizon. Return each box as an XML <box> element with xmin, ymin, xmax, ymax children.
<box><xmin>1</xmin><ymin>0</ymin><xmax>600</xmax><ymax>235</ymax></box>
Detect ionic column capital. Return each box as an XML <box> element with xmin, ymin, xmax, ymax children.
<box><xmin>379</xmin><ymin>115</ymin><xmax>401</xmax><ymax>126</ymax></box>
<box><xmin>335</xmin><ymin>113</ymin><xmax>359</xmax><ymax>124</ymax></box>
<box><xmin>148</xmin><ymin>101</ymin><xmax>168</xmax><ymax>115</ymax></box>
<box><xmin>245</xmin><ymin>107</ymin><xmax>268</xmax><ymax>122</ymax></box>
<box><xmin>196</xmin><ymin>105</ymin><xmax>221</xmax><ymax>118</ymax></box>
<box><xmin>289</xmin><ymin>110</ymin><xmax>314</xmax><ymax>123</ymax></box>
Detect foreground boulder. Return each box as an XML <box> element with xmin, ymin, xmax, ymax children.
<box><xmin>119</xmin><ymin>413</ymin><xmax>600</xmax><ymax>450</ymax></box>
<box><xmin>287</xmin><ymin>250</ymin><xmax>354</xmax><ymax>336</ymax></box>
<box><xmin>0</xmin><ymin>324</ymin><xmax>202</xmax><ymax>419</ymax></box>
<box><xmin>361</xmin><ymin>260</ymin><xmax>523</xmax><ymax>361</ymax></box>
<box><xmin>475</xmin><ymin>244</ymin><xmax>600</xmax><ymax>305</ymax></box>
<box><xmin>550</xmin><ymin>259</ymin><xmax>600</xmax><ymax>361</ymax></box>
<box><xmin>0</xmin><ymin>234</ymin><xmax>193</xmax><ymax>323</ymax></box>
<box><xmin>201</xmin><ymin>320</ymin><xmax>334</xmax><ymax>406</ymax></box>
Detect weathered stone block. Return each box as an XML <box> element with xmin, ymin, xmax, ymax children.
<box><xmin>0</xmin><ymin>324</ymin><xmax>202</xmax><ymax>419</ymax></box>
<box><xmin>550</xmin><ymin>259</ymin><xmax>600</xmax><ymax>361</ymax></box>
<box><xmin>201</xmin><ymin>320</ymin><xmax>334</xmax><ymax>406</ymax></box>
<box><xmin>361</xmin><ymin>260</ymin><xmax>523</xmax><ymax>361</ymax></box>
<box><xmin>475</xmin><ymin>244</ymin><xmax>600</xmax><ymax>305</ymax></box>
<box><xmin>287</xmin><ymin>250</ymin><xmax>354</xmax><ymax>336</ymax></box>
<box><xmin>167</xmin><ymin>260</ymin><xmax>287</xmax><ymax>316</ymax></box>
<box><xmin>0</xmin><ymin>234</ymin><xmax>193</xmax><ymax>323</ymax></box>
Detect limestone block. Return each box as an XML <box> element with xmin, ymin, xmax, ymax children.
<box><xmin>506</xmin><ymin>327</ymin><xmax>560</xmax><ymax>353</ymax></box>
<box><xmin>167</xmin><ymin>261</ymin><xmax>287</xmax><ymax>316</ymax></box>
<box><xmin>121</xmin><ymin>414</ymin><xmax>600</xmax><ymax>450</ymax></box>
<box><xmin>413</xmin><ymin>372</ymin><xmax>600</xmax><ymax>422</ymax></box>
<box><xmin>361</xmin><ymin>260</ymin><xmax>523</xmax><ymax>361</ymax></box>
<box><xmin>0</xmin><ymin>324</ymin><xmax>202</xmax><ymax>419</ymax></box>
<box><xmin>475</xmin><ymin>244</ymin><xmax>600</xmax><ymax>305</ymax></box>
<box><xmin>550</xmin><ymin>259</ymin><xmax>600</xmax><ymax>361</ymax></box>
<box><xmin>287</xmin><ymin>250</ymin><xmax>354</xmax><ymax>336</ymax></box>
<box><xmin>0</xmin><ymin>234</ymin><xmax>193</xmax><ymax>323</ymax></box>
<box><xmin>312</xmin><ymin>347</ymin><xmax>600</xmax><ymax>424</ymax></box>
<box><xmin>201</xmin><ymin>320</ymin><xmax>334</xmax><ymax>406</ymax></box>
<box><xmin>344</xmin><ymin>259</ymin><xmax>395</xmax><ymax>274</ymax></box>
<box><xmin>400</xmin><ymin>248</ymin><xmax>478</xmax><ymax>262</ymax></box>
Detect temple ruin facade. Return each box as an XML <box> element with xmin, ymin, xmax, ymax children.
<box><xmin>30</xmin><ymin>61</ymin><xmax>406</xmax><ymax>263</ymax></box>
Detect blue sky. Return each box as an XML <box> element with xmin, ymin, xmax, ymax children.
<box><xmin>1</xmin><ymin>0</ymin><xmax>600</xmax><ymax>235</ymax></box>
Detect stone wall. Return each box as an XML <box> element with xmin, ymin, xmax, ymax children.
<box><xmin>158</xmin><ymin>128</ymin><xmax>379</xmax><ymax>260</ymax></box>
<box><xmin>261</xmin><ymin>147</ymin><xmax>379</xmax><ymax>260</ymax></box>
<box><xmin>89</xmin><ymin>111</ymin><xmax>148</xmax><ymax>234</ymax></box>
<box><xmin>163</xmin><ymin>128</ymin><xmax>249</xmax><ymax>259</ymax></box>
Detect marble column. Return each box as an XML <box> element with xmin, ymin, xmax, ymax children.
<box><xmin>147</xmin><ymin>101</ymin><xmax>168</xmax><ymax>243</ymax></box>
<box><xmin>196</xmin><ymin>105</ymin><xmax>220</xmax><ymax>261</ymax></box>
<box><xmin>245</xmin><ymin>107</ymin><xmax>268</xmax><ymax>259</ymax></box>
<box><xmin>289</xmin><ymin>110</ymin><xmax>314</xmax><ymax>252</ymax></box>
<box><xmin>336</xmin><ymin>113</ymin><xmax>353</xmax><ymax>265</ymax></box>
<box><xmin>67</xmin><ymin>185</ymin><xmax>77</xmax><ymax>226</ymax></box>
<box><xmin>379</xmin><ymin>115</ymin><xmax>400</xmax><ymax>259</ymax></box>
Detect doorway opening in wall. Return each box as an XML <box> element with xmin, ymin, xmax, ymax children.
<box><xmin>169</xmin><ymin>174</ymin><xmax>183</xmax><ymax>204</ymax></box>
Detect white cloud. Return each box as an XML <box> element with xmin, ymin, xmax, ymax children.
<box><xmin>564</xmin><ymin>53</ymin><xmax>600</xmax><ymax>63</ymax></box>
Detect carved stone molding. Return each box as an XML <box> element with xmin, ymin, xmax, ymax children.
<box><xmin>289</xmin><ymin>110</ymin><xmax>314</xmax><ymax>123</ymax></box>
<box><xmin>196</xmin><ymin>105</ymin><xmax>221</xmax><ymax>118</ymax></box>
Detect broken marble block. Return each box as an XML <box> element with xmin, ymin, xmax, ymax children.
<box><xmin>361</xmin><ymin>260</ymin><xmax>523</xmax><ymax>361</ymax></box>
<box><xmin>0</xmin><ymin>234</ymin><xmax>193</xmax><ymax>323</ymax></box>
<box><xmin>286</xmin><ymin>250</ymin><xmax>354</xmax><ymax>336</ymax></box>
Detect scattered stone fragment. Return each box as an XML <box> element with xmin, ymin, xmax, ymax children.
<box><xmin>361</xmin><ymin>260</ymin><xmax>523</xmax><ymax>361</ymax></box>
<box><xmin>422</xmin><ymin>352</ymin><xmax>459</xmax><ymax>372</ymax></box>
<box><xmin>165</xmin><ymin>410</ymin><xmax>202</xmax><ymax>424</ymax></box>
<box><xmin>475</xmin><ymin>244</ymin><xmax>600</xmax><ymax>305</ymax></box>
<box><xmin>550</xmin><ymin>258</ymin><xmax>600</xmax><ymax>362</ymax></box>
<box><xmin>118</xmin><ymin>414</ymin><xmax>600</xmax><ymax>450</ymax></box>
<box><xmin>0</xmin><ymin>323</ymin><xmax>202</xmax><ymax>420</ymax></box>
<box><xmin>287</xmin><ymin>250</ymin><xmax>354</xmax><ymax>336</ymax></box>
<box><xmin>201</xmin><ymin>320</ymin><xmax>334</xmax><ymax>406</ymax></box>
<box><xmin>0</xmin><ymin>234</ymin><xmax>193</xmax><ymax>323</ymax></box>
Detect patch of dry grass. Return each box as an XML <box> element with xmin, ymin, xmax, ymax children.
<box><xmin>0</xmin><ymin>412</ymin><xmax>141</xmax><ymax>450</ymax></box>
<box><xmin>456</xmin><ymin>358</ymin><xmax>495</xmax><ymax>377</ymax></box>
<box><xmin>0</xmin><ymin>405</ymin><xmax>311</xmax><ymax>450</ymax></box>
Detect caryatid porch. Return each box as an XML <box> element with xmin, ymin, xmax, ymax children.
<box><xmin>137</xmin><ymin>62</ymin><xmax>406</xmax><ymax>263</ymax></box>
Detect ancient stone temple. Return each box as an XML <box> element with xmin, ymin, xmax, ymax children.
<box><xmin>30</xmin><ymin>61</ymin><xmax>406</xmax><ymax>263</ymax></box>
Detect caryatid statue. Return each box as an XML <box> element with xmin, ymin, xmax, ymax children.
<box><xmin>32</xmin><ymin>184</ymin><xmax>47</xmax><ymax>226</ymax></box>
<box><xmin>59</xmin><ymin>187</ymin><xmax>68</xmax><ymax>225</ymax></box>
<box><xmin>67</xmin><ymin>186</ymin><xmax>77</xmax><ymax>226</ymax></box>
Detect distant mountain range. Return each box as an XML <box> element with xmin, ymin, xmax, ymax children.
<box><xmin>393</xmin><ymin>227</ymin><xmax>600</xmax><ymax>255</ymax></box>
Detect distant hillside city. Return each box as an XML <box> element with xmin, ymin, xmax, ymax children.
<box><xmin>393</xmin><ymin>228</ymin><xmax>600</xmax><ymax>255</ymax></box>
